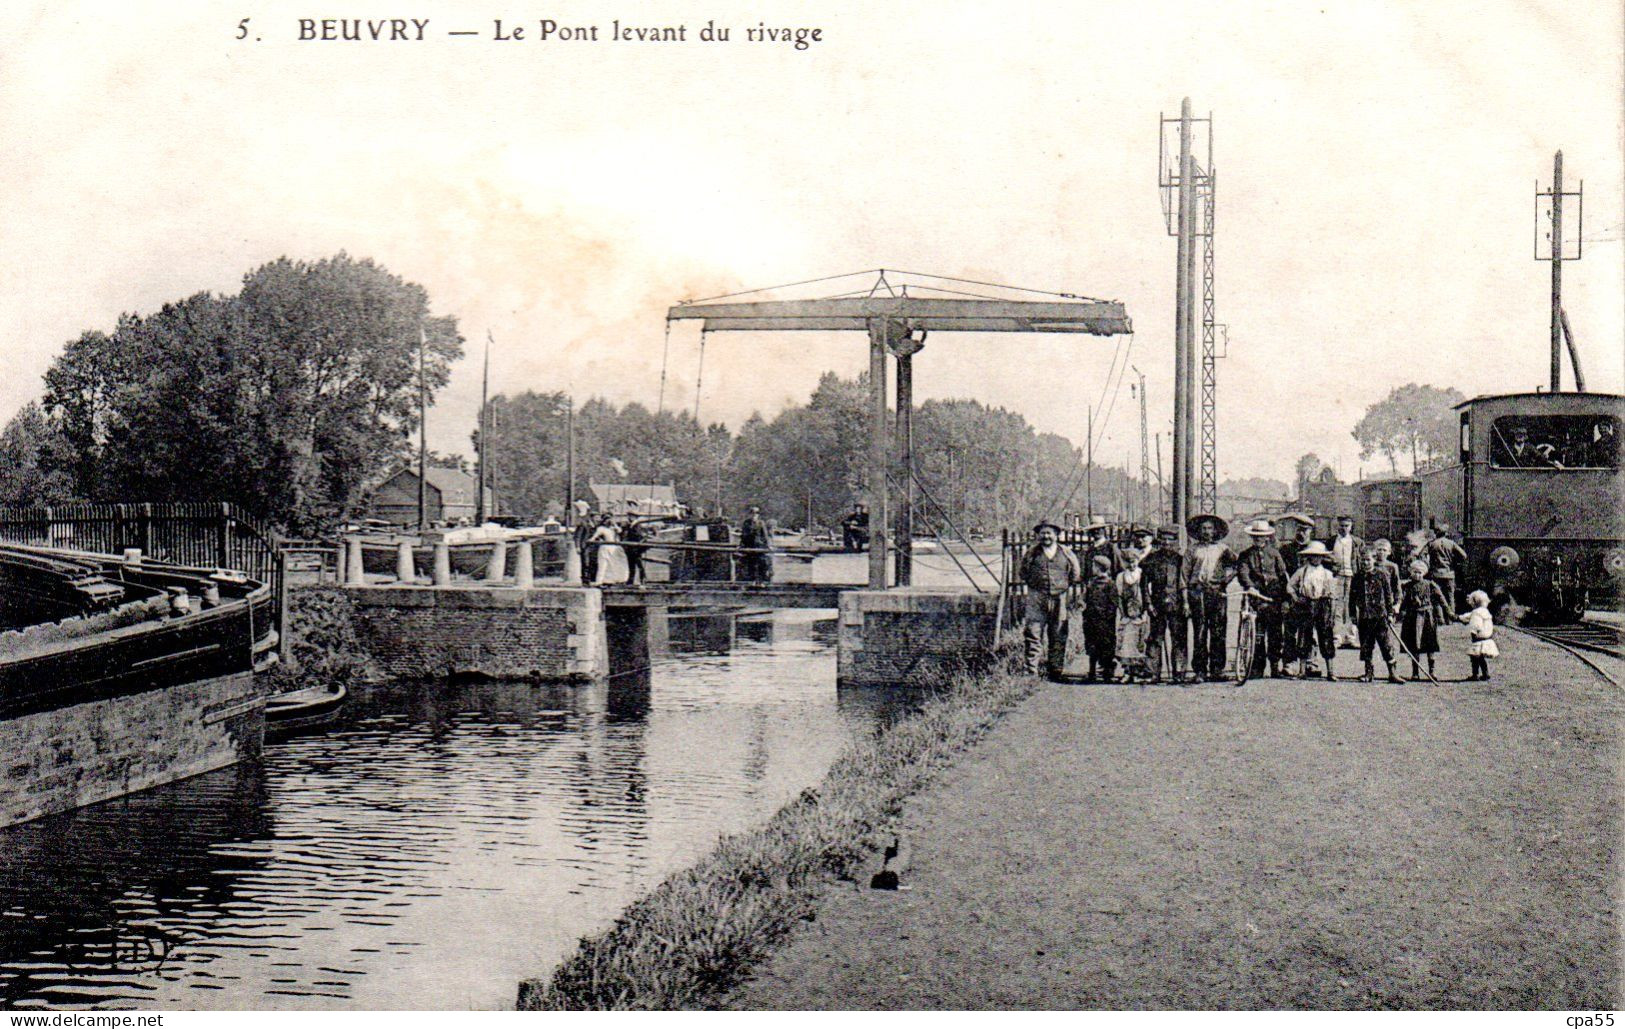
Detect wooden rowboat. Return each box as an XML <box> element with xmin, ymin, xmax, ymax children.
<box><xmin>265</xmin><ymin>683</ymin><xmax>348</xmax><ymax>737</ymax></box>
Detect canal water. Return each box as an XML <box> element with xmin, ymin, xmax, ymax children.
<box><xmin>0</xmin><ymin>606</ymin><xmax>915</xmax><ymax>1010</ymax></box>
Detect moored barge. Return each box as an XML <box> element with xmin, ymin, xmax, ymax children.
<box><xmin>0</xmin><ymin>544</ymin><xmax>277</xmax><ymax>828</ymax></box>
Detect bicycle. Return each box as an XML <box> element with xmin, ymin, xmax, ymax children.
<box><xmin>1233</xmin><ymin>589</ymin><xmax>1273</xmax><ymax>686</ymax></box>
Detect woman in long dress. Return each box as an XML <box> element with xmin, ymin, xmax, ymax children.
<box><xmin>589</xmin><ymin>515</ymin><xmax>626</xmax><ymax>584</ymax></box>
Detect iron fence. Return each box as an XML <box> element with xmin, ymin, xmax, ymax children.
<box><xmin>0</xmin><ymin>501</ymin><xmax>286</xmax><ymax>653</ymax></box>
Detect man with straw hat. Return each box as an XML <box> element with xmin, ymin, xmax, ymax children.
<box><xmin>1082</xmin><ymin>514</ymin><xmax>1121</xmax><ymax>578</ymax></box>
<box><xmin>1287</xmin><ymin>540</ymin><xmax>1340</xmax><ymax>680</ymax></box>
<box><xmin>1183</xmin><ymin>513</ymin><xmax>1235</xmax><ymax>681</ymax></box>
<box><xmin>1276</xmin><ymin>512</ymin><xmax>1317</xmax><ymax>675</ymax></box>
<box><xmin>1236</xmin><ymin>518</ymin><xmax>1291</xmax><ymax>678</ymax></box>
<box><xmin>1019</xmin><ymin>520</ymin><xmax>1082</xmax><ymax>679</ymax></box>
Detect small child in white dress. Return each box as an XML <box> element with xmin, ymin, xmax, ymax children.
<box><xmin>1458</xmin><ymin>589</ymin><xmax>1497</xmax><ymax>681</ymax></box>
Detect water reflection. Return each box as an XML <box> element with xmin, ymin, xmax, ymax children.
<box><xmin>0</xmin><ymin>606</ymin><xmax>911</xmax><ymax>1010</ymax></box>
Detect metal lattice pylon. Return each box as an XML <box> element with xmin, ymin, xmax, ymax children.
<box><xmin>1198</xmin><ymin>166</ymin><xmax>1218</xmax><ymax>515</ymax></box>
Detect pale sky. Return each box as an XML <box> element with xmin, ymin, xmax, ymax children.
<box><xmin>2</xmin><ymin>0</ymin><xmax>1620</xmax><ymax>485</ymax></box>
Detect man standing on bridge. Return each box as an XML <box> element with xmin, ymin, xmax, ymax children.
<box><xmin>1020</xmin><ymin>521</ymin><xmax>1082</xmax><ymax>679</ymax></box>
<box><xmin>739</xmin><ymin>505</ymin><xmax>772</xmax><ymax>582</ymax></box>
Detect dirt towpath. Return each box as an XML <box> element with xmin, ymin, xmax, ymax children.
<box><xmin>728</xmin><ymin>627</ymin><xmax>1620</xmax><ymax>1009</ymax></box>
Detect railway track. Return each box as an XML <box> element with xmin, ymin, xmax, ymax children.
<box><xmin>1508</xmin><ymin>619</ymin><xmax>1623</xmax><ymax>686</ymax></box>
<box><xmin>1517</xmin><ymin>621</ymin><xmax>1624</xmax><ymax>660</ymax></box>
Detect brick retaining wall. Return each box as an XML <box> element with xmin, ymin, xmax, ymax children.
<box><xmin>345</xmin><ymin>585</ymin><xmax>606</xmax><ymax>681</ymax></box>
<box><xmin>837</xmin><ymin>589</ymin><xmax>997</xmax><ymax>686</ymax></box>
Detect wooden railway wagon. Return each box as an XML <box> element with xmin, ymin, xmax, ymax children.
<box><xmin>1418</xmin><ymin>391</ymin><xmax>1624</xmax><ymax>619</ymax></box>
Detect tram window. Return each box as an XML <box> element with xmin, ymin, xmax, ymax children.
<box><xmin>1489</xmin><ymin>415</ymin><xmax>1621</xmax><ymax>469</ymax></box>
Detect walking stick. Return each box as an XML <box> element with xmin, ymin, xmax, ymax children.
<box><xmin>1388</xmin><ymin>613</ymin><xmax>1442</xmax><ymax>685</ymax></box>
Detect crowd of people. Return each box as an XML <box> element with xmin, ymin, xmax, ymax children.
<box><xmin>1018</xmin><ymin>512</ymin><xmax>1496</xmax><ymax>685</ymax></box>
<box><xmin>567</xmin><ymin>499</ymin><xmax>774</xmax><ymax>585</ymax></box>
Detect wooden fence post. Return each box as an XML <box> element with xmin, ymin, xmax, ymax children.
<box><xmin>276</xmin><ymin>549</ymin><xmax>291</xmax><ymax>662</ymax></box>
<box><xmin>216</xmin><ymin>502</ymin><xmax>232</xmax><ymax>569</ymax></box>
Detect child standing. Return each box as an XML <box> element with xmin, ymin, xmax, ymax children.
<box><xmin>1082</xmin><ymin>554</ymin><xmax>1118</xmax><ymax>683</ymax></box>
<box><xmin>1287</xmin><ymin>541</ymin><xmax>1339</xmax><ymax>680</ymax></box>
<box><xmin>1398</xmin><ymin>560</ymin><xmax>1450</xmax><ymax>681</ymax></box>
<box><xmin>1458</xmin><ymin>590</ymin><xmax>1498</xmax><ymax>681</ymax></box>
<box><xmin>1115</xmin><ymin>548</ymin><xmax>1152</xmax><ymax>683</ymax></box>
<box><xmin>1350</xmin><ymin>550</ymin><xmax>1403</xmax><ymax>683</ymax></box>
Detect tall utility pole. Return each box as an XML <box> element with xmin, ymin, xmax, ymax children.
<box><xmin>1537</xmin><ymin>151</ymin><xmax>1584</xmax><ymax>392</ymax></box>
<box><xmin>1133</xmin><ymin>367</ymin><xmax>1151</xmax><ymax>527</ymax></box>
<box><xmin>417</xmin><ymin>324</ymin><xmax>428</xmax><ymax>531</ymax></box>
<box><xmin>1550</xmin><ymin>150</ymin><xmax>1563</xmax><ymax>392</ymax></box>
<box><xmin>1198</xmin><ymin>138</ymin><xmax>1218</xmax><ymax>515</ymax></box>
<box><xmin>1161</xmin><ymin>98</ymin><xmax>1203</xmax><ymax>539</ymax></box>
<box><xmin>1085</xmin><ymin>405</ymin><xmax>1094</xmax><ymax>523</ymax></box>
<box><xmin>477</xmin><ymin>332</ymin><xmax>491</xmax><ymax>524</ymax></box>
<box><xmin>1154</xmin><ymin>433</ymin><xmax>1166</xmax><ymax>524</ymax></box>
<box><xmin>693</xmin><ymin>330</ymin><xmax>708</xmax><ymax>424</ymax></box>
<box><xmin>565</xmin><ymin>394</ymin><xmax>576</xmax><ymax>526</ymax></box>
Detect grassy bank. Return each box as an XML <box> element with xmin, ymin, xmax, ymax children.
<box><xmin>517</xmin><ymin>654</ymin><xmax>1038</xmax><ymax>1010</ymax></box>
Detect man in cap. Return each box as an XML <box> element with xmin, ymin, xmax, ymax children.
<box><xmin>1236</xmin><ymin>518</ymin><xmax>1291</xmax><ymax>678</ymax></box>
<box><xmin>1330</xmin><ymin>515</ymin><xmax>1366</xmax><ymax>648</ymax></box>
<box><xmin>739</xmin><ymin>504</ymin><xmax>772</xmax><ymax>582</ymax></box>
<box><xmin>1019</xmin><ymin>521</ymin><xmax>1083</xmax><ymax>679</ymax></box>
<box><xmin>1183</xmin><ymin>513</ymin><xmax>1236</xmax><ymax>681</ymax></box>
<box><xmin>1424</xmin><ymin>524</ymin><xmax>1468</xmax><ymax>612</ymax></box>
<box><xmin>1141</xmin><ymin>524</ymin><xmax>1191</xmax><ymax>683</ymax></box>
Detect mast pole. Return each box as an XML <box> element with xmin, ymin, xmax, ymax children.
<box><xmin>417</xmin><ymin>323</ymin><xmax>428</xmax><ymax>531</ymax></box>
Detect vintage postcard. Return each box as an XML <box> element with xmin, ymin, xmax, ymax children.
<box><xmin>0</xmin><ymin>0</ymin><xmax>1619</xmax><ymax>1015</ymax></box>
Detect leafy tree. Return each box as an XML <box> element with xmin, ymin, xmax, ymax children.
<box><xmin>479</xmin><ymin>391</ymin><xmax>571</xmax><ymax>522</ymax></box>
<box><xmin>478</xmin><ymin>392</ymin><xmax>724</xmax><ymax>521</ymax></box>
<box><xmin>1293</xmin><ymin>453</ymin><xmax>1325</xmax><ymax>498</ymax></box>
<box><xmin>1351</xmin><ymin>384</ymin><xmax>1466</xmax><ymax>474</ymax></box>
<box><xmin>0</xmin><ymin>402</ymin><xmax>77</xmax><ymax>506</ymax></box>
<box><xmin>474</xmin><ymin>369</ymin><xmax>1149</xmax><ymax>535</ymax></box>
<box><xmin>40</xmin><ymin>254</ymin><xmax>463</xmax><ymax>532</ymax></box>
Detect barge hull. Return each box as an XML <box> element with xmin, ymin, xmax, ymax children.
<box><xmin>1</xmin><ymin>669</ymin><xmax>262</xmax><ymax>829</ymax></box>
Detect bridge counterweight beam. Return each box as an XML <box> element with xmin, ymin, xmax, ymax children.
<box><xmin>896</xmin><ymin>348</ymin><xmax>913</xmax><ymax>586</ymax></box>
<box><xmin>867</xmin><ymin>319</ymin><xmax>890</xmax><ymax>589</ymax></box>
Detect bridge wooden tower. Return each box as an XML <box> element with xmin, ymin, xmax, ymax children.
<box><xmin>667</xmin><ymin>271</ymin><xmax>1133</xmax><ymax>590</ymax></box>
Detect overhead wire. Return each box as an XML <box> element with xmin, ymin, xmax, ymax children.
<box><xmin>656</xmin><ymin>319</ymin><xmax>673</xmax><ymax>415</ymax></box>
<box><xmin>1038</xmin><ymin>331</ymin><xmax>1133</xmax><ymax>519</ymax></box>
<box><xmin>1053</xmin><ymin>331</ymin><xmax>1138</xmax><ymax>518</ymax></box>
<box><xmin>677</xmin><ymin>268</ymin><xmax>1113</xmax><ymax>307</ymax></box>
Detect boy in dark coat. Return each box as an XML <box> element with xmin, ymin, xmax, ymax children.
<box><xmin>1082</xmin><ymin>554</ymin><xmax>1118</xmax><ymax>682</ymax></box>
<box><xmin>1350</xmin><ymin>550</ymin><xmax>1403</xmax><ymax>682</ymax></box>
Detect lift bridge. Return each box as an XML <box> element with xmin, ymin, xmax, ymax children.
<box><xmin>661</xmin><ymin>269</ymin><xmax>1133</xmax><ymax>595</ymax></box>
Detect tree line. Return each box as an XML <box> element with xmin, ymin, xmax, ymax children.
<box><xmin>0</xmin><ymin>250</ymin><xmax>1470</xmax><ymax>533</ymax></box>
<box><xmin>0</xmin><ymin>254</ymin><xmax>462</xmax><ymax>533</ymax></box>
<box><xmin>483</xmin><ymin>371</ymin><xmax>1149</xmax><ymax>534</ymax></box>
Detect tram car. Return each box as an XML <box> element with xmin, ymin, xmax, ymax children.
<box><xmin>1418</xmin><ymin>390</ymin><xmax>1624</xmax><ymax>619</ymax></box>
